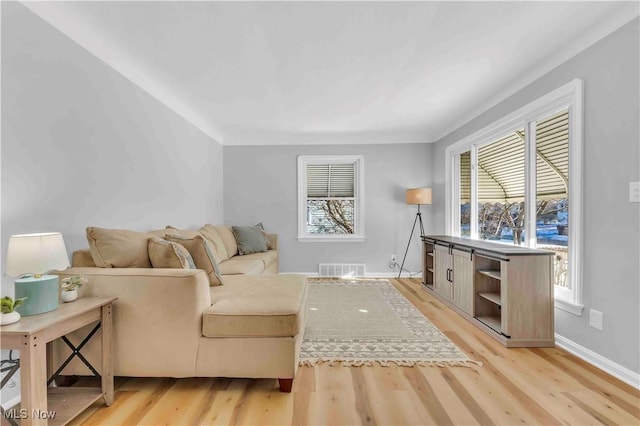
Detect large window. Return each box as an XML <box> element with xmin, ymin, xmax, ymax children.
<box><xmin>447</xmin><ymin>80</ymin><xmax>583</xmax><ymax>315</ymax></box>
<box><xmin>297</xmin><ymin>155</ymin><xmax>364</xmax><ymax>242</ymax></box>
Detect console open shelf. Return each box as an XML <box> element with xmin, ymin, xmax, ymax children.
<box><xmin>478</xmin><ymin>270</ymin><xmax>501</xmax><ymax>280</ymax></box>
<box><xmin>478</xmin><ymin>292</ymin><xmax>501</xmax><ymax>305</ymax></box>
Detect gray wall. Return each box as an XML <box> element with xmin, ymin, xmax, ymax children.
<box><xmin>1</xmin><ymin>2</ymin><xmax>224</xmax><ymax>406</ymax></box>
<box><xmin>224</xmin><ymin>143</ymin><xmax>431</xmax><ymax>274</ymax></box>
<box><xmin>431</xmin><ymin>18</ymin><xmax>640</xmax><ymax>374</ymax></box>
<box><xmin>1</xmin><ymin>2</ymin><xmax>224</xmax><ymax>282</ymax></box>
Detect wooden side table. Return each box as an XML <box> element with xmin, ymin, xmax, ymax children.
<box><xmin>1</xmin><ymin>297</ymin><xmax>116</xmax><ymax>426</ymax></box>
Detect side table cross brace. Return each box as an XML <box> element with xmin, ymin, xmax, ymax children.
<box><xmin>47</xmin><ymin>322</ymin><xmax>102</xmax><ymax>386</ymax></box>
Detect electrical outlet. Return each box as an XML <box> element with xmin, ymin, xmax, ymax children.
<box><xmin>589</xmin><ymin>309</ymin><xmax>603</xmax><ymax>330</ymax></box>
<box><xmin>389</xmin><ymin>255</ymin><xmax>397</xmax><ymax>269</ymax></box>
<box><xmin>391</xmin><ymin>255</ymin><xmax>397</xmax><ymax>263</ymax></box>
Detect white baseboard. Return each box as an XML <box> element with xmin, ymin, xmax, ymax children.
<box><xmin>555</xmin><ymin>333</ymin><xmax>640</xmax><ymax>389</ymax></box>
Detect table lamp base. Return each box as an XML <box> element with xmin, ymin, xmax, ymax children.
<box><xmin>15</xmin><ymin>275</ymin><xmax>59</xmax><ymax>316</ymax></box>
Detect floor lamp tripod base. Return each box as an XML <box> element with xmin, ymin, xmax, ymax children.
<box><xmin>398</xmin><ymin>208</ymin><xmax>425</xmax><ymax>279</ymax></box>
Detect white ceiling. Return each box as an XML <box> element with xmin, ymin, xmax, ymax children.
<box><xmin>24</xmin><ymin>1</ymin><xmax>639</xmax><ymax>146</ymax></box>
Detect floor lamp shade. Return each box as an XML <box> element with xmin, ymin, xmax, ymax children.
<box><xmin>6</xmin><ymin>232</ymin><xmax>70</xmax><ymax>316</ymax></box>
<box><xmin>406</xmin><ymin>188</ymin><xmax>432</xmax><ymax>205</ymax></box>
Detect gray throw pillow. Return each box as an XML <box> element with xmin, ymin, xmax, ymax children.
<box><xmin>232</xmin><ymin>225</ymin><xmax>268</xmax><ymax>255</ymax></box>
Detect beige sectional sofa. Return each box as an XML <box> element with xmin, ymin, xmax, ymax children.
<box><xmin>54</xmin><ymin>225</ymin><xmax>308</xmax><ymax>392</ymax></box>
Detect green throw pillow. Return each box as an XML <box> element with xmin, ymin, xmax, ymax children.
<box><xmin>232</xmin><ymin>225</ymin><xmax>268</xmax><ymax>255</ymax></box>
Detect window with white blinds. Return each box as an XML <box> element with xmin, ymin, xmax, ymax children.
<box><xmin>446</xmin><ymin>79</ymin><xmax>584</xmax><ymax>315</ymax></box>
<box><xmin>298</xmin><ymin>155</ymin><xmax>364</xmax><ymax>241</ymax></box>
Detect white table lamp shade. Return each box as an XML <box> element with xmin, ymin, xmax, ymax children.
<box><xmin>6</xmin><ymin>232</ymin><xmax>70</xmax><ymax>277</ymax></box>
<box><xmin>406</xmin><ymin>188</ymin><xmax>432</xmax><ymax>205</ymax></box>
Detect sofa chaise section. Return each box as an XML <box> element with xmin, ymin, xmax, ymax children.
<box><xmin>53</xmin><ymin>266</ymin><xmax>307</xmax><ymax>392</ymax></box>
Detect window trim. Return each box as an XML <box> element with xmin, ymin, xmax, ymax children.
<box><xmin>445</xmin><ymin>79</ymin><xmax>584</xmax><ymax>315</ymax></box>
<box><xmin>297</xmin><ymin>155</ymin><xmax>365</xmax><ymax>242</ymax></box>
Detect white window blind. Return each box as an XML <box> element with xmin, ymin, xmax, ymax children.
<box><xmin>307</xmin><ymin>164</ymin><xmax>355</xmax><ymax>198</ymax></box>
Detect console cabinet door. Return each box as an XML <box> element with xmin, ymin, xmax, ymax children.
<box><xmin>452</xmin><ymin>249</ymin><xmax>474</xmax><ymax>315</ymax></box>
<box><xmin>434</xmin><ymin>245</ymin><xmax>452</xmax><ymax>300</ymax></box>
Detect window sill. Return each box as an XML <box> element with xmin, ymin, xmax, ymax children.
<box><xmin>297</xmin><ymin>235</ymin><xmax>365</xmax><ymax>243</ymax></box>
<box><xmin>554</xmin><ymin>298</ymin><xmax>584</xmax><ymax>316</ymax></box>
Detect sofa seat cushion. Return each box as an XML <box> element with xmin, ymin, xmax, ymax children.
<box><xmin>235</xmin><ymin>250</ymin><xmax>277</xmax><ymax>269</ymax></box>
<box><xmin>203</xmin><ymin>274</ymin><xmax>308</xmax><ymax>338</ymax></box>
<box><xmin>218</xmin><ymin>258</ymin><xmax>264</xmax><ymax>275</ymax></box>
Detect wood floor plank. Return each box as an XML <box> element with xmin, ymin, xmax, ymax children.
<box><xmin>447</xmin><ymin>335</ymin><xmax>561</xmax><ymax>424</ymax></box>
<box><xmin>353</xmin><ymin>367</ymin><xmax>384</xmax><ymax>425</ymax></box>
<box><xmin>188</xmin><ymin>379</ymin><xmax>227</xmax><ymax>426</ymax></box>
<box><xmin>418</xmin><ymin>367</ymin><xmax>481</xmax><ymax>425</ymax></box>
<box><xmin>306</xmin><ymin>364</ymin><xmax>361</xmax><ymax>425</ymax></box>
<box><xmin>231</xmin><ymin>379</ymin><xmax>294</xmax><ymax>426</ymax></box>
<box><xmin>438</xmin><ymin>368</ymin><xmax>494</xmax><ymax>425</ymax></box>
<box><xmin>122</xmin><ymin>378</ymin><xmax>177</xmax><ymax>425</ymax></box>
<box><xmin>447</xmin><ymin>366</ymin><xmax>536</xmax><ymax>425</ymax></box>
<box><xmin>197</xmin><ymin>379</ymin><xmax>251</xmax><ymax>426</ymax></box>
<box><xmin>402</xmin><ymin>366</ymin><xmax>453</xmax><ymax>425</ymax></box>
<box><xmin>65</xmin><ymin>278</ymin><xmax>638</xmax><ymax>426</ymax></box>
<box><xmin>295</xmin><ymin>366</ymin><xmax>317</xmax><ymax>393</ymax></box>
<box><xmin>563</xmin><ymin>389</ymin><xmax>640</xmax><ymax>425</ymax></box>
<box><xmin>491</xmin><ymin>351</ymin><xmax>613</xmax><ymax>425</ymax></box>
<box><xmin>136</xmin><ymin>378</ymin><xmax>214</xmax><ymax>425</ymax></box>
<box><xmin>531</xmin><ymin>348</ymin><xmax>640</xmax><ymax>417</ymax></box>
<box><xmin>291</xmin><ymin>390</ymin><xmax>311</xmax><ymax>426</ymax></box>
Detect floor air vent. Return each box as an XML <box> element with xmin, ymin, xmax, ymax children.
<box><xmin>318</xmin><ymin>263</ymin><xmax>366</xmax><ymax>277</ymax></box>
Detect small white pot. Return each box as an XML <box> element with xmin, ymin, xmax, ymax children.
<box><xmin>61</xmin><ymin>289</ymin><xmax>78</xmax><ymax>303</ymax></box>
<box><xmin>1</xmin><ymin>311</ymin><xmax>21</xmax><ymax>325</ymax></box>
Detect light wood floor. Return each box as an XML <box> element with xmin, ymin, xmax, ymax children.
<box><xmin>68</xmin><ymin>278</ymin><xmax>639</xmax><ymax>426</ymax></box>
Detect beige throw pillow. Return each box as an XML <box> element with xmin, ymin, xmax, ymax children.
<box><xmin>148</xmin><ymin>237</ymin><xmax>195</xmax><ymax>269</ymax></box>
<box><xmin>165</xmin><ymin>225</ymin><xmax>227</xmax><ymax>263</ymax></box>
<box><xmin>165</xmin><ymin>235</ymin><xmax>224</xmax><ymax>286</ymax></box>
<box><xmin>86</xmin><ymin>227</ymin><xmax>152</xmax><ymax>268</ymax></box>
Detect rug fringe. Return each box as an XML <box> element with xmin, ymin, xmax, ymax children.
<box><xmin>299</xmin><ymin>359</ymin><xmax>482</xmax><ymax>368</ymax></box>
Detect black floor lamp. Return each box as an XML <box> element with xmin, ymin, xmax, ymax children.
<box><xmin>398</xmin><ymin>187</ymin><xmax>432</xmax><ymax>278</ymax></box>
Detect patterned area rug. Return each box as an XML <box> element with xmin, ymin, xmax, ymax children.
<box><xmin>299</xmin><ymin>278</ymin><xmax>480</xmax><ymax>367</ymax></box>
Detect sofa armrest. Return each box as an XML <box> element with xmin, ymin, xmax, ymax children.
<box><xmin>54</xmin><ymin>267</ymin><xmax>211</xmax><ymax>377</ymax></box>
<box><xmin>265</xmin><ymin>233</ymin><xmax>278</xmax><ymax>251</ymax></box>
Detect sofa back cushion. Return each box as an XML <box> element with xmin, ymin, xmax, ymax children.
<box><xmin>148</xmin><ymin>237</ymin><xmax>195</xmax><ymax>269</ymax></box>
<box><xmin>72</xmin><ymin>249</ymin><xmax>96</xmax><ymax>267</ymax></box>
<box><xmin>199</xmin><ymin>224</ymin><xmax>229</xmax><ymax>261</ymax></box>
<box><xmin>149</xmin><ymin>228</ymin><xmax>176</xmax><ymax>238</ymax></box>
<box><xmin>165</xmin><ymin>235</ymin><xmax>224</xmax><ymax>286</ymax></box>
<box><xmin>86</xmin><ymin>227</ymin><xmax>152</xmax><ymax>268</ymax></box>
<box><xmin>213</xmin><ymin>226</ymin><xmax>239</xmax><ymax>258</ymax></box>
<box><xmin>165</xmin><ymin>225</ymin><xmax>228</xmax><ymax>263</ymax></box>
